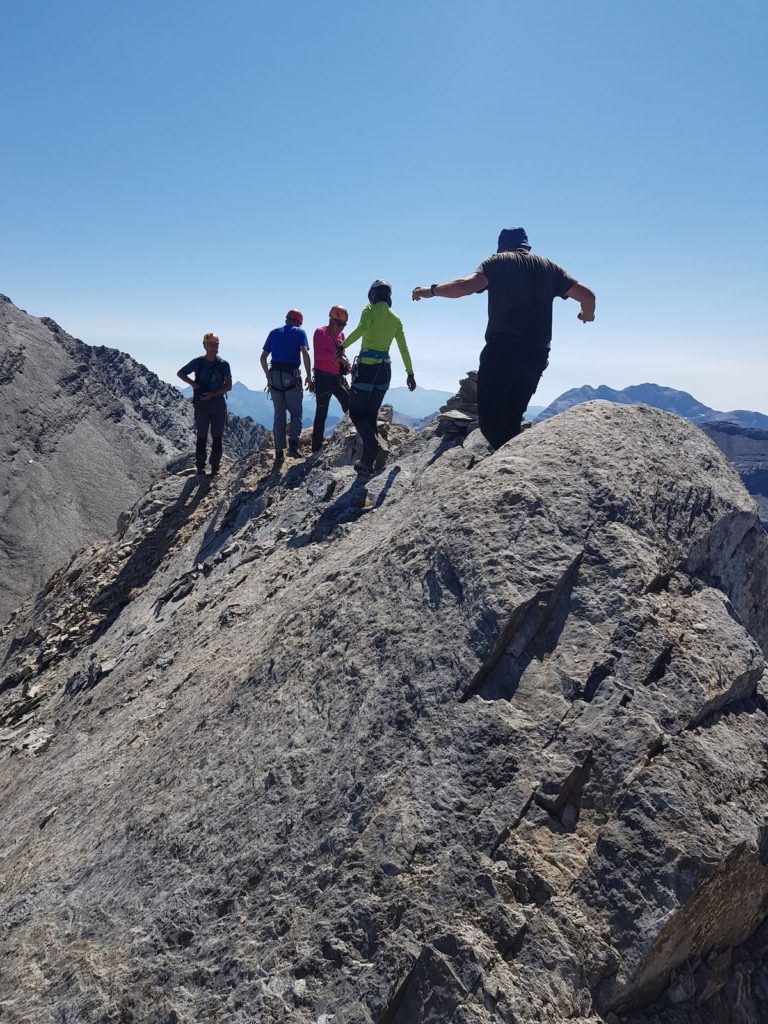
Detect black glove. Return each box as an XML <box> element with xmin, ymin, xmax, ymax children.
<box><xmin>406</xmin><ymin>374</ymin><xmax>416</xmax><ymax>392</ymax></box>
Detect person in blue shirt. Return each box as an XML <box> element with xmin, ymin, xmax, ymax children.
<box><xmin>177</xmin><ymin>333</ymin><xmax>232</xmax><ymax>477</ymax></box>
<box><xmin>260</xmin><ymin>310</ymin><xmax>312</xmax><ymax>462</ymax></box>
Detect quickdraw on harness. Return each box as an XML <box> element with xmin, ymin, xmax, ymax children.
<box><xmin>267</xmin><ymin>364</ymin><xmax>302</xmax><ymax>397</ymax></box>
<box><xmin>336</xmin><ymin>341</ymin><xmax>352</xmax><ymax>376</ymax></box>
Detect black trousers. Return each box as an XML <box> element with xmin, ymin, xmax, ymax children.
<box><xmin>477</xmin><ymin>342</ymin><xmax>549</xmax><ymax>450</ymax></box>
<box><xmin>194</xmin><ymin>398</ymin><xmax>226</xmax><ymax>472</ymax></box>
<box><xmin>312</xmin><ymin>370</ymin><xmax>350</xmax><ymax>451</ymax></box>
<box><xmin>349</xmin><ymin>362</ymin><xmax>391</xmax><ymax>465</ymax></box>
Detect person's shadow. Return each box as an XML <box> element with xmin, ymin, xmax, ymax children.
<box><xmin>88</xmin><ymin>476</ymin><xmax>211</xmax><ymax>642</ymax></box>
<box><xmin>289</xmin><ymin>466</ymin><xmax>400</xmax><ymax>547</ymax></box>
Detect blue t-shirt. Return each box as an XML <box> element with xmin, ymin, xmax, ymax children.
<box><xmin>263</xmin><ymin>325</ymin><xmax>309</xmax><ymax>367</ymax></box>
<box><xmin>179</xmin><ymin>356</ymin><xmax>232</xmax><ymax>395</ymax></box>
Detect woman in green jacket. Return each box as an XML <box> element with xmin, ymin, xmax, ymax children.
<box><xmin>344</xmin><ymin>280</ymin><xmax>416</xmax><ymax>475</ymax></box>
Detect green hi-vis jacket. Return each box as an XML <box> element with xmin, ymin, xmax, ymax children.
<box><xmin>343</xmin><ymin>302</ymin><xmax>414</xmax><ymax>375</ymax></box>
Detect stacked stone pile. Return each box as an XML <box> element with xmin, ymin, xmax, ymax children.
<box><xmin>436</xmin><ymin>370</ymin><xmax>479</xmax><ymax>437</ymax></box>
<box><xmin>1</xmin><ymin>401</ymin><xmax>768</xmax><ymax>1023</ymax></box>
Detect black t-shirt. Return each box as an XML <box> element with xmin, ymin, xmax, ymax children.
<box><xmin>477</xmin><ymin>250</ymin><xmax>577</xmax><ymax>347</ymax></box>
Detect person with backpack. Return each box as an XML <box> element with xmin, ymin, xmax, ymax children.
<box><xmin>260</xmin><ymin>309</ymin><xmax>312</xmax><ymax>463</ymax></box>
<box><xmin>343</xmin><ymin>280</ymin><xmax>416</xmax><ymax>475</ymax></box>
<box><xmin>177</xmin><ymin>333</ymin><xmax>232</xmax><ymax>477</ymax></box>
<box><xmin>311</xmin><ymin>305</ymin><xmax>351</xmax><ymax>453</ymax></box>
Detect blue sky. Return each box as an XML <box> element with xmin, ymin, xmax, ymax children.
<box><xmin>2</xmin><ymin>0</ymin><xmax>766</xmax><ymax>411</ymax></box>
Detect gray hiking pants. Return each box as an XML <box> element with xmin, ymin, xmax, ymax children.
<box><xmin>269</xmin><ymin>368</ymin><xmax>303</xmax><ymax>451</ymax></box>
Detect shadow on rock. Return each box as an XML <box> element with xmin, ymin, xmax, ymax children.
<box><xmin>89</xmin><ymin>477</ymin><xmax>210</xmax><ymax>641</ymax></box>
<box><xmin>289</xmin><ymin>474</ymin><xmax>371</xmax><ymax>546</ymax></box>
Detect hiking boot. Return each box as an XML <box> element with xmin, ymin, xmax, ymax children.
<box><xmin>372</xmin><ymin>447</ymin><xmax>388</xmax><ymax>471</ymax></box>
<box><xmin>209</xmin><ymin>465</ymin><xmax>219</xmax><ymax>477</ymax></box>
<box><xmin>288</xmin><ymin>442</ymin><xmax>301</xmax><ymax>458</ymax></box>
<box><xmin>354</xmin><ymin>459</ymin><xmax>373</xmax><ymax>476</ymax></box>
<box><xmin>274</xmin><ymin>450</ymin><xmax>285</xmax><ymax>465</ymax></box>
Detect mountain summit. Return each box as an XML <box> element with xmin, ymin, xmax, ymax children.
<box><xmin>536</xmin><ymin>382</ymin><xmax>768</xmax><ymax>528</ymax></box>
<box><xmin>2</xmin><ymin>400</ymin><xmax>768</xmax><ymax>1023</ymax></box>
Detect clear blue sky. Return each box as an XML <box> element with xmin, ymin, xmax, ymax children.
<box><xmin>2</xmin><ymin>0</ymin><xmax>766</xmax><ymax>411</ymax></box>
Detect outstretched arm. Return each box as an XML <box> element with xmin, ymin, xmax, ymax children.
<box><xmin>343</xmin><ymin>306</ymin><xmax>371</xmax><ymax>350</ymax></box>
<box><xmin>412</xmin><ymin>272</ymin><xmax>488</xmax><ymax>301</ymax></box>
<box><xmin>565</xmin><ymin>283</ymin><xmax>596</xmax><ymax>323</ymax></box>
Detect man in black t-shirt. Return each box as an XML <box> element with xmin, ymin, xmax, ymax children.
<box><xmin>413</xmin><ymin>227</ymin><xmax>596</xmax><ymax>449</ymax></box>
<box><xmin>177</xmin><ymin>333</ymin><xmax>233</xmax><ymax>476</ymax></box>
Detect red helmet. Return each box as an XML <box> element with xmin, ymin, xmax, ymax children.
<box><xmin>286</xmin><ymin>309</ymin><xmax>304</xmax><ymax>325</ymax></box>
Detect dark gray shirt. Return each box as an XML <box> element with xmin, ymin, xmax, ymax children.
<box><xmin>477</xmin><ymin>250</ymin><xmax>576</xmax><ymax>347</ymax></box>
<box><xmin>179</xmin><ymin>356</ymin><xmax>232</xmax><ymax>403</ymax></box>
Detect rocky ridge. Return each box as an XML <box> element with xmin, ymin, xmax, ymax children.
<box><xmin>1</xmin><ymin>401</ymin><xmax>768</xmax><ymax>1023</ymax></box>
<box><xmin>0</xmin><ymin>295</ymin><xmax>265</xmax><ymax>624</ymax></box>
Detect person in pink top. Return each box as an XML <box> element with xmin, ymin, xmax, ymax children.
<box><xmin>311</xmin><ymin>305</ymin><xmax>351</xmax><ymax>452</ymax></box>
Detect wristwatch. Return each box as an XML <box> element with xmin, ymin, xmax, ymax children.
<box><xmin>430</xmin><ymin>283</ymin><xmax>438</xmax><ymax>296</ymax></box>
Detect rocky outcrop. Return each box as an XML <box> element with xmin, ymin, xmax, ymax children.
<box><xmin>0</xmin><ymin>296</ymin><xmax>265</xmax><ymax>624</ymax></box>
<box><xmin>701</xmin><ymin>421</ymin><xmax>768</xmax><ymax>528</ymax></box>
<box><xmin>1</xmin><ymin>401</ymin><xmax>768</xmax><ymax>1023</ymax></box>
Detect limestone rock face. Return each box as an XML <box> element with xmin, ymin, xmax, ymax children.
<box><xmin>1</xmin><ymin>401</ymin><xmax>768</xmax><ymax>1024</ymax></box>
<box><xmin>0</xmin><ymin>295</ymin><xmax>264</xmax><ymax>624</ymax></box>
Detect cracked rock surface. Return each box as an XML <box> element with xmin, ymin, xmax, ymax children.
<box><xmin>0</xmin><ymin>295</ymin><xmax>265</xmax><ymax>623</ymax></box>
<box><xmin>1</xmin><ymin>400</ymin><xmax>768</xmax><ymax>1023</ymax></box>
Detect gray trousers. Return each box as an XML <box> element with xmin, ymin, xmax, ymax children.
<box><xmin>269</xmin><ymin>368</ymin><xmax>303</xmax><ymax>450</ymax></box>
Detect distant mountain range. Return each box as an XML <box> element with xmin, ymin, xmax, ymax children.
<box><xmin>184</xmin><ymin>382</ymin><xmax>455</xmax><ymax>432</ymax></box>
<box><xmin>536</xmin><ymin>383</ymin><xmax>768</xmax><ymax>431</ymax></box>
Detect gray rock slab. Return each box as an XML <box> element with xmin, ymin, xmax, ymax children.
<box><xmin>1</xmin><ymin>401</ymin><xmax>767</xmax><ymax>1023</ymax></box>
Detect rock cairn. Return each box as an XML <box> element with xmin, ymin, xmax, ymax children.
<box><xmin>436</xmin><ymin>370</ymin><xmax>479</xmax><ymax>437</ymax></box>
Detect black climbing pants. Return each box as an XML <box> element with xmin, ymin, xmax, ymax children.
<box><xmin>349</xmin><ymin>361</ymin><xmax>391</xmax><ymax>465</ymax></box>
<box><xmin>477</xmin><ymin>342</ymin><xmax>549</xmax><ymax>450</ymax></box>
<box><xmin>312</xmin><ymin>370</ymin><xmax>350</xmax><ymax>452</ymax></box>
<box><xmin>194</xmin><ymin>398</ymin><xmax>226</xmax><ymax>472</ymax></box>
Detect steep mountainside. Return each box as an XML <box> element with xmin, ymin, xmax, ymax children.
<box><xmin>701</xmin><ymin>421</ymin><xmax>768</xmax><ymax>526</ymax></box>
<box><xmin>537</xmin><ymin>383</ymin><xmax>768</xmax><ymax>431</ymax></box>
<box><xmin>0</xmin><ymin>296</ymin><xmax>265</xmax><ymax>624</ymax></box>
<box><xmin>1</xmin><ymin>403</ymin><xmax>768</xmax><ymax>1023</ymax></box>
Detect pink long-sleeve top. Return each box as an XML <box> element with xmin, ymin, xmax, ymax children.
<box><xmin>312</xmin><ymin>325</ymin><xmax>346</xmax><ymax>375</ymax></box>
